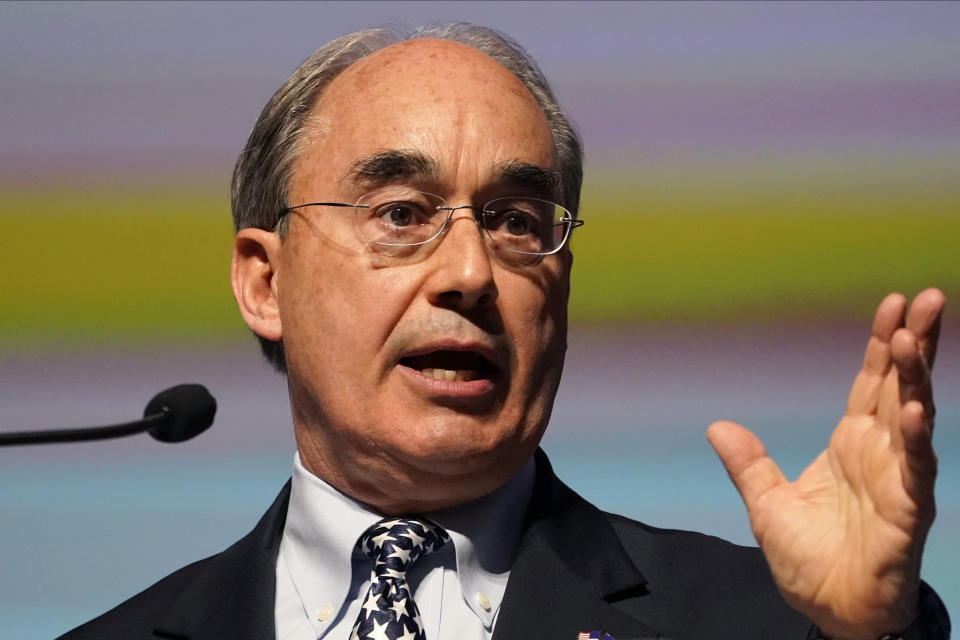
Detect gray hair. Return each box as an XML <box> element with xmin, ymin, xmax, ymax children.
<box><xmin>230</xmin><ymin>22</ymin><xmax>583</xmax><ymax>373</ymax></box>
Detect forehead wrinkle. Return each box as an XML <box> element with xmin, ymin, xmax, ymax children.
<box><xmin>309</xmin><ymin>39</ymin><xmax>556</xmax><ymax>201</ymax></box>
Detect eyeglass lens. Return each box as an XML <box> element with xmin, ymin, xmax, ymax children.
<box><xmin>355</xmin><ymin>187</ymin><xmax>573</xmax><ymax>257</ymax></box>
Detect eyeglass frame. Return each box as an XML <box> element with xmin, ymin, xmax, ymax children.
<box><xmin>274</xmin><ymin>193</ymin><xmax>584</xmax><ymax>257</ymax></box>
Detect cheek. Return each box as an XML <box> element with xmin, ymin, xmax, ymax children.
<box><xmin>282</xmin><ymin>231</ymin><xmax>411</xmax><ymax>341</ymax></box>
<box><xmin>503</xmin><ymin>267</ymin><xmax>569</xmax><ymax>388</ymax></box>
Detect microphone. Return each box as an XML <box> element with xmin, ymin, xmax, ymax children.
<box><xmin>0</xmin><ymin>384</ymin><xmax>216</xmax><ymax>447</ymax></box>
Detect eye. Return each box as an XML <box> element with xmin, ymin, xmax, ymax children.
<box><xmin>375</xmin><ymin>202</ymin><xmax>420</xmax><ymax>227</ymax></box>
<box><xmin>501</xmin><ymin>210</ymin><xmax>537</xmax><ymax>236</ymax></box>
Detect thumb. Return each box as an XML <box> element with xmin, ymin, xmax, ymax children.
<box><xmin>706</xmin><ymin>421</ymin><xmax>787</xmax><ymax>513</ymax></box>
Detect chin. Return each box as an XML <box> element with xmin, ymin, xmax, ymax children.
<box><xmin>389</xmin><ymin>428</ymin><xmax>534</xmax><ymax>483</ymax></box>
<box><xmin>386</xmin><ymin>457</ymin><xmax>522</xmax><ymax>513</ymax></box>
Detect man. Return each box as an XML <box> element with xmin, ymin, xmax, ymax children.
<box><xmin>60</xmin><ymin>23</ymin><xmax>949</xmax><ymax>640</ymax></box>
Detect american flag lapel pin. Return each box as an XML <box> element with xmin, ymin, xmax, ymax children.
<box><xmin>577</xmin><ymin>633</ymin><xmax>615</xmax><ymax>640</ymax></box>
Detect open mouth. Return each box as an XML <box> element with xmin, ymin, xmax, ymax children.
<box><xmin>399</xmin><ymin>350</ymin><xmax>497</xmax><ymax>383</ymax></box>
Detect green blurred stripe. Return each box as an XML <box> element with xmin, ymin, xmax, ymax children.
<box><xmin>571</xmin><ymin>184</ymin><xmax>959</xmax><ymax>322</ymax></box>
<box><xmin>2</xmin><ymin>187</ymin><xmax>243</xmax><ymax>345</ymax></box>
<box><xmin>2</xmin><ymin>184</ymin><xmax>958</xmax><ymax>344</ymax></box>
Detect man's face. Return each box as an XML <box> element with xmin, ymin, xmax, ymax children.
<box><xmin>273</xmin><ymin>39</ymin><xmax>569</xmax><ymax>513</ymax></box>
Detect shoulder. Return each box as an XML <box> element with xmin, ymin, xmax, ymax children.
<box><xmin>55</xmin><ymin>556</ymin><xmax>214</xmax><ymax>639</ymax></box>
<box><xmin>527</xmin><ymin>451</ymin><xmax>812</xmax><ymax>638</ymax></box>
<box><xmin>604</xmin><ymin>511</ymin><xmax>775</xmax><ymax>586</ymax></box>
<box><xmin>602</xmin><ymin>511</ymin><xmax>811</xmax><ymax>638</ymax></box>
<box><xmin>56</xmin><ymin>482</ymin><xmax>291</xmax><ymax>640</ymax></box>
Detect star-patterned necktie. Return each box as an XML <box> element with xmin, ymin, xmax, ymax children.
<box><xmin>350</xmin><ymin>517</ymin><xmax>450</xmax><ymax>640</ymax></box>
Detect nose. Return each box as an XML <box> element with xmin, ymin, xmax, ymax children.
<box><xmin>425</xmin><ymin>209</ymin><xmax>498</xmax><ymax>311</ymax></box>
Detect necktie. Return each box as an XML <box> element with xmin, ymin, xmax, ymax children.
<box><xmin>350</xmin><ymin>517</ymin><xmax>450</xmax><ymax>640</ymax></box>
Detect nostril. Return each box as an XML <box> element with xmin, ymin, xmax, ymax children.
<box><xmin>434</xmin><ymin>280</ymin><xmax>498</xmax><ymax>311</ymax></box>
<box><xmin>436</xmin><ymin>285</ymin><xmax>497</xmax><ymax>307</ymax></box>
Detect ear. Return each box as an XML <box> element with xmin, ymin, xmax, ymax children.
<box><xmin>231</xmin><ymin>228</ymin><xmax>283</xmax><ymax>342</ymax></box>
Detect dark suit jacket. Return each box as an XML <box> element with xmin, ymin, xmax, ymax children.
<box><xmin>58</xmin><ymin>451</ymin><xmax>948</xmax><ymax>640</ymax></box>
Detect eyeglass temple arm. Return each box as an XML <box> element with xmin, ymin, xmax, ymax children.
<box><xmin>273</xmin><ymin>201</ymin><xmax>364</xmax><ymax>228</ymax></box>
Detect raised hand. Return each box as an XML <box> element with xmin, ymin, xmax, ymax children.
<box><xmin>707</xmin><ymin>289</ymin><xmax>945</xmax><ymax>640</ymax></box>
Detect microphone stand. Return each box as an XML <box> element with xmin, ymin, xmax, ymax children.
<box><xmin>0</xmin><ymin>412</ymin><xmax>170</xmax><ymax>446</ymax></box>
<box><xmin>0</xmin><ymin>384</ymin><xmax>216</xmax><ymax>447</ymax></box>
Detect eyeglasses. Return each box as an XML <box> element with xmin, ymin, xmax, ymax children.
<box><xmin>276</xmin><ymin>187</ymin><xmax>583</xmax><ymax>262</ymax></box>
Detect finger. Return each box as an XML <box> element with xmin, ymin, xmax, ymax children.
<box><xmin>899</xmin><ymin>400</ymin><xmax>938</xmax><ymax>515</ymax></box>
<box><xmin>707</xmin><ymin>421</ymin><xmax>787</xmax><ymax>511</ymax></box>
<box><xmin>847</xmin><ymin>293</ymin><xmax>906</xmax><ymax>415</ymax></box>
<box><xmin>891</xmin><ymin>328</ymin><xmax>936</xmax><ymax>431</ymax></box>
<box><xmin>904</xmin><ymin>288</ymin><xmax>946</xmax><ymax>371</ymax></box>
<box><xmin>846</xmin><ymin>343</ymin><xmax>891</xmax><ymax>416</ymax></box>
<box><xmin>873</xmin><ymin>292</ymin><xmax>908</xmax><ymax>343</ymax></box>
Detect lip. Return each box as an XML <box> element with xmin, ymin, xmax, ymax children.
<box><xmin>398</xmin><ymin>339</ymin><xmax>503</xmax><ymax>369</ymax></box>
<box><xmin>397</xmin><ymin>363</ymin><xmax>497</xmax><ymax>398</ymax></box>
<box><xmin>395</xmin><ymin>339</ymin><xmax>504</xmax><ymax>399</ymax></box>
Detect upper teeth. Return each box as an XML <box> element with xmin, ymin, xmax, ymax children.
<box><xmin>420</xmin><ymin>368</ymin><xmax>479</xmax><ymax>382</ymax></box>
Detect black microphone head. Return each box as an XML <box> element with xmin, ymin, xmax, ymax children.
<box><xmin>144</xmin><ymin>384</ymin><xmax>217</xmax><ymax>443</ymax></box>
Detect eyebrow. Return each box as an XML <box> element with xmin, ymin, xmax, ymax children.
<box><xmin>344</xmin><ymin>149</ymin><xmax>440</xmax><ymax>186</ymax></box>
<box><xmin>491</xmin><ymin>160</ymin><xmax>561</xmax><ymax>199</ymax></box>
<box><xmin>341</xmin><ymin>149</ymin><xmax>561</xmax><ymax>199</ymax></box>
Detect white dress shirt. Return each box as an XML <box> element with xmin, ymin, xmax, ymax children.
<box><xmin>275</xmin><ymin>452</ymin><xmax>535</xmax><ymax>640</ymax></box>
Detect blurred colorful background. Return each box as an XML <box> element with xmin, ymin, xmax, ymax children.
<box><xmin>1</xmin><ymin>2</ymin><xmax>958</xmax><ymax>637</ymax></box>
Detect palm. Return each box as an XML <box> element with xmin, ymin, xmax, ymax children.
<box><xmin>707</xmin><ymin>289</ymin><xmax>944</xmax><ymax>640</ymax></box>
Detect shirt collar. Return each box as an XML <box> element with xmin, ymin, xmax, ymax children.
<box><xmin>281</xmin><ymin>452</ymin><xmax>382</xmax><ymax>636</ymax></box>
<box><xmin>280</xmin><ymin>451</ymin><xmax>535</xmax><ymax>634</ymax></box>
<box><xmin>428</xmin><ymin>457</ymin><xmax>535</xmax><ymax>626</ymax></box>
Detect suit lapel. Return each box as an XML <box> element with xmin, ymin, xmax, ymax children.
<box><xmin>153</xmin><ymin>482</ymin><xmax>291</xmax><ymax>640</ymax></box>
<box><xmin>148</xmin><ymin>454</ymin><xmax>666</xmax><ymax>640</ymax></box>
<box><xmin>494</xmin><ymin>451</ymin><xmax>665</xmax><ymax>640</ymax></box>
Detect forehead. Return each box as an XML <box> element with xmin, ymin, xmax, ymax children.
<box><xmin>292</xmin><ymin>39</ymin><xmax>557</xmax><ymax>196</ymax></box>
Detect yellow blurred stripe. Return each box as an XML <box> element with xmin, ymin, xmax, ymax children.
<box><xmin>2</xmin><ymin>186</ymin><xmax>241</xmax><ymax>343</ymax></box>
<box><xmin>571</xmin><ymin>184</ymin><xmax>960</xmax><ymax>322</ymax></box>
<box><xmin>1</xmin><ymin>183</ymin><xmax>958</xmax><ymax>344</ymax></box>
